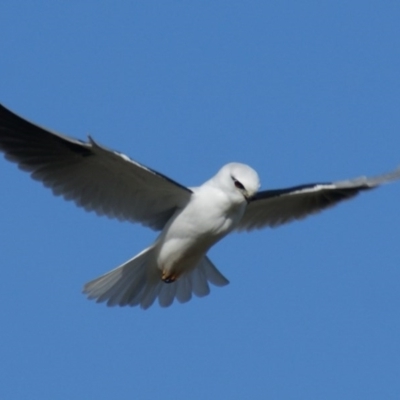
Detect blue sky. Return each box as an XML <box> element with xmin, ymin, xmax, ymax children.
<box><xmin>1</xmin><ymin>2</ymin><xmax>400</xmax><ymax>399</ymax></box>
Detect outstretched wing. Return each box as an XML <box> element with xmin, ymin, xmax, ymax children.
<box><xmin>237</xmin><ymin>168</ymin><xmax>400</xmax><ymax>231</ymax></box>
<box><xmin>0</xmin><ymin>104</ymin><xmax>192</xmax><ymax>230</ymax></box>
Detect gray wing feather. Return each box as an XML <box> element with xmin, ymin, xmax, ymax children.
<box><xmin>0</xmin><ymin>104</ymin><xmax>192</xmax><ymax>230</ymax></box>
<box><xmin>238</xmin><ymin>168</ymin><xmax>400</xmax><ymax>231</ymax></box>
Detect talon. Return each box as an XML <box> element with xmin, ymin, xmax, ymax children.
<box><xmin>162</xmin><ymin>271</ymin><xmax>177</xmax><ymax>283</ymax></box>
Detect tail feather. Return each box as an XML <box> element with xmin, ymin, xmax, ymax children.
<box><xmin>107</xmin><ymin>271</ymin><xmax>145</xmax><ymax>306</ymax></box>
<box><xmin>191</xmin><ymin>266</ymin><xmax>210</xmax><ymax>297</ymax></box>
<box><xmin>84</xmin><ymin>246</ymin><xmax>151</xmax><ymax>305</ymax></box>
<box><xmin>100</xmin><ymin>263</ymin><xmax>143</xmax><ymax>305</ymax></box>
<box><xmin>139</xmin><ymin>280</ymin><xmax>162</xmax><ymax>309</ymax></box>
<box><xmin>118</xmin><ymin>274</ymin><xmax>147</xmax><ymax>307</ymax></box>
<box><xmin>175</xmin><ymin>275</ymin><xmax>192</xmax><ymax>304</ymax></box>
<box><xmin>158</xmin><ymin>283</ymin><xmax>177</xmax><ymax>308</ymax></box>
<box><xmin>203</xmin><ymin>258</ymin><xmax>230</xmax><ymax>287</ymax></box>
<box><xmin>83</xmin><ymin>249</ymin><xmax>230</xmax><ymax>310</ymax></box>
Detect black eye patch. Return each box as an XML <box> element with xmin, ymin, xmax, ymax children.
<box><xmin>232</xmin><ymin>177</ymin><xmax>245</xmax><ymax>190</ymax></box>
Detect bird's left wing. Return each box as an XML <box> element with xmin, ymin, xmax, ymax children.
<box><xmin>0</xmin><ymin>104</ymin><xmax>192</xmax><ymax>230</ymax></box>
<box><xmin>237</xmin><ymin>168</ymin><xmax>400</xmax><ymax>231</ymax></box>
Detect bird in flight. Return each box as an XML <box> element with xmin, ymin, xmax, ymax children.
<box><xmin>0</xmin><ymin>104</ymin><xmax>399</xmax><ymax>309</ymax></box>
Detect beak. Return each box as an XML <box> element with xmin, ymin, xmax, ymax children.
<box><xmin>244</xmin><ymin>188</ymin><xmax>258</xmax><ymax>203</ymax></box>
<box><xmin>244</xmin><ymin>192</ymin><xmax>252</xmax><ymax>204</ymax></box>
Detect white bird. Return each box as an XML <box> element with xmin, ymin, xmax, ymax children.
<box><xmin>0</xmin><ymin>104</ymin><xmax>399</xmax><ymax>309</ymax></box>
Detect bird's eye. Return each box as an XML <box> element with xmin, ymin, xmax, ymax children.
<box><xmin>234</xmin><ymin>180</ymin><xmax>245</xmax><ymax>190</ymax></box>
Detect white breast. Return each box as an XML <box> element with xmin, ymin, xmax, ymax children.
<box><xmin>155</xmin><ymin>184</ymin><xmax>247</xmax><ymax>275</ymax></box>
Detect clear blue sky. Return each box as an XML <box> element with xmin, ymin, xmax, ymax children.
<box><xmin>1</xmin><ymin>2</ymin><xmax>400</xmax><ymax>399</ymax></box>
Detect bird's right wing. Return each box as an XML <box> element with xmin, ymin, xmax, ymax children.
<box><xmin>0</xmin><ymin>104</ymin><xmax>193</xmax><ymax>230</ymax></box>
<box><xmin>237</xmin><ymin>168</ymin><xmax>400</xmax><ymax>231</ymax></box>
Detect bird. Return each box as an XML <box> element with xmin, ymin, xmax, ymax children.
<box><xmin>0</xmin><ymin>104</ymin><xmax>399</xmax><ymax>310</ymax></box>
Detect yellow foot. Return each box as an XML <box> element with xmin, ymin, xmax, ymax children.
<box><xmin>162</xmin><ymin>271</ymin><xmax>177</xmax><ymax>284</ymax></box>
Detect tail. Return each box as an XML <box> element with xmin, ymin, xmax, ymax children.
<box><xmin>83</xmin><ymin>247</ymin><xmax>229</xmax><ymax>310</ymax></box>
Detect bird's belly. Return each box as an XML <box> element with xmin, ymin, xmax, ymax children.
<box><xmin>156</xmin><ymin>223</ymin><xmax>226</xmax><ymax>275</ymax></box>
<box><xmin>155</xmin><ymin>202</ymin><xmax>244</xmax><ymax>277</ymax></box>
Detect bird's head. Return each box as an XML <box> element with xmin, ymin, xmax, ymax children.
<box><xmin>213</xmin><ymin>163</ymin><xmax>260</xmax><ymax>203</ymax></box>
